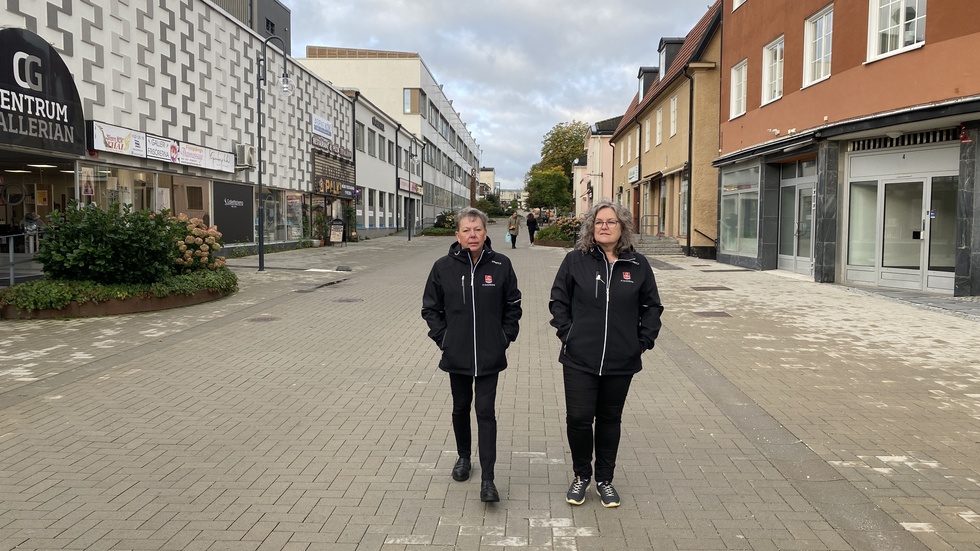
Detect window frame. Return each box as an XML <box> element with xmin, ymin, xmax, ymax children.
<box><xmin>644</xmin><ymin>117</ymin><xmax>651</xmax><ymax>152</ymax></box>
<box><xmin>656</xmin><ymin>108</ymin><xmax>663</xmax><ymax>145</ymax></box>
<box><xmin>867</xmin><ymin>0</ymin><xmax>926</xmax><ymax>62</ymax></box>
<box><xmin>803</xmin><ymin>5</ymin><xmax>833</xmax><ymax>88</ymax></box>
<box><xmin>762</xmin><ymin>35</ymin><xmax>785</xmax><ymax>105</ymax></box>
<box><xmin>730</xmin><ymin>59</ymin><xmax>748</xmax><ymax>119</ymax></box>
<box><xmin>670</xmin><ymin>95</ymin><xmax>678</xmax><ymax>136</ymax></box>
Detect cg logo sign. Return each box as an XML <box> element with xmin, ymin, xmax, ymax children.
<box><xmin>13</xmin><ymin>51</ymin><xmax>43</xmax><ymax>92</ymax></box>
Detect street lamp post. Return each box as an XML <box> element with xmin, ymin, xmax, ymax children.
<box><xmin>255</xmin><ymin>34</ymin><xmax>293</xmax><ymax>271</ymax></box>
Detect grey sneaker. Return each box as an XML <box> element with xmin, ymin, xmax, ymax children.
<box><xmin>596</xmin><ymin>481</ymin><xmax>620</xmax><ymax>508</ymax></box>
<box><xmin>566</xmin><ymin>476</ymin><xmax>590</xmax><ymax>505</ymax></box>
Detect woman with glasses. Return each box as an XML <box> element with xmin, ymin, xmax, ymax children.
<box><xmin>548</xmin><ymin>201</ymin><xmax>664</xmax><ymax>508</ymax></box>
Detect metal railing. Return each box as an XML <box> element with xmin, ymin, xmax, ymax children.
<box><xmin>0</xmin><ymin>233</ymin><xmax>42</xmax><ymax>287</ymax></box>
<box><xmin>637</xmin><ymin>214</ymin><xmax>660</xmax><ymax>241</ymax></box>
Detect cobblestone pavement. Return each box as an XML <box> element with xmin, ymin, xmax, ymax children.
<box><xmin>1</xmin><ymin>235</ymin><xmax>979</xmax><ymax>550</ymax></box>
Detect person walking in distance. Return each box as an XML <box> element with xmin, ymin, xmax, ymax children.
<box><xmin>508</xmin><ymin>211</ymin><xmax>521</xmax><ymax>249</ymax></box>
<box><xmin>422</xmin><ymin>207</ymin><xmax>523</xmax><ymax>503</ymax></box>
<box><xmin>548</xmin><ymin>201</ymin><xmax>664</xmax><ymax>508</ymax></box>
<box><xmin>526</xmin><ymin>212</ymin><xmax>539</xmax><ymax>246</ymax></box>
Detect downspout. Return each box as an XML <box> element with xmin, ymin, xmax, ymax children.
<box><xmin>351</xmin><ymin>91</ymin><xmax>360</xmax><ymax>238</ymax></box>
<box><xmin>395</xmin><ymin>123</ymin><xmax>401</xmax><ymax>232</ymax></box>
<box><xmin>683</xmin><ymin>65</ymin><xmax>695</xmax><ymax>257</ymax></box>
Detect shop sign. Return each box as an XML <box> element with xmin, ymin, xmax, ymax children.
<box><xmin>371</xmin><ymin>117</ymin><xmax>385</xmax><ymax>131</ymax></box>
<box><xmin>146</xmin><ymin>135</ymin><xmax>179</xmax><ymax>162</ymax></box>
<box><xmin>207</xmin><ymin>149</ymin><xmax>235</xmax><ymax>172</ymax></box>
<box><xmin>312</xmin><ymin>133</ymin><xmax>352</xmax><ymax>158</ymax></box>
<box><xmin>178</xmin><ymin>143</ymin><xmax>206</xmax><ymax>167</ymax></box>
<box><xmin>0</xmin><ymin>28</ymin><xmax>86</xmax><ymax>155</ymax></box>
<box><xmin>398</xmin><ymin>178</ymin><xmax>422</xmax><ymax>195</ymax></box>
<box><xmin>90</xmin><ymin>121</ymin><xmax>147</xmax><ymax>157</ymax></box>
<box><xmin>628</xmin><ymin>165</ymin><xmax>639</xmax><ymax>183</ymax></box>
<box><xmin>314</xmin><ymin>175</ymin><xmax>355</xmax><ymax>198</ymax></box>
<box><xmin>312</xmin><ymin>114</ymin><xmax>333</xmax><ymax>140</ymax></box>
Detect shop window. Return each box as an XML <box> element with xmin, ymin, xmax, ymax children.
<box><xmin>720</xmin><ymin>164</ymin><xmax>760</xmax><ymax>256</ymax></box>
<box><xmin>847</xmin><ymin>181</ymin><xmax>877</xmax><ymax>266</ymax></box>
<box><xmin>187</xmin><ymin>186</ymin><xmax>204</xmax><ymax>210</ymax></box>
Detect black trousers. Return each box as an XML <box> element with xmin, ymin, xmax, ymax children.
<box><xmin>449</xmin><ymin>372</ymin><xmax>499</xmax><ymax>481</ymax></box>
<box><xmin>510</xmin><ymin>232</ymin><xmax>518</xmax><ymax>248</ymax></box>
<box><xmin>563</xmin><ymin>366</ymin><xmax>633</xmax><ymax>483</ymax></box>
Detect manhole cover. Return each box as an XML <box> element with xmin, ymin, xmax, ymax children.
<box><xmin>692</xmin><ymin>311</ymin><xmax>732</xmax><ymax>317</ymax></box>
<box><xmin>246</xmin><ymin>316</ymin><xmax>280</xmax><ymax>322</ymax></box>
<box><xmin>334</xmin><ymin>298</ymin><xmax>363</xmax><ymax>303</ymax></box>
<box><xmin>691</xmin><ymin>286</ymin><xmax>732</xmax><ymax>291</ymax></box>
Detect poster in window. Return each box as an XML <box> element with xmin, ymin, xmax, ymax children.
<box><xmin>37</xmin><ymin>190</ymin><xmax>48</xmax><ymax>206</ymax></box>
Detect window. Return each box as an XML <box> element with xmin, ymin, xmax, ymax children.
<box><xmin>656</xmin><ymin>108</ymin><xmax>663</xmax><ymax>145</ymax></box>
<box><xmin>403</xmin><ymin>89</ymin><xmax>412</xmax><ymax>114</ymax></box>
<box><xmin>644</xmin><ymin>118</ymin><xmax>651</xmax><ymax>152</ymax></box>
<box><xmin>670</xmin><ymin>96</ymin><xmax>678</xmax><ymax>136</ymax></box>
<box><xmin>627</xmin><ymin>134</ymin><xmax>632</xmax><ymax>161</ymax></box>
<box><xmin>804</xmin><ymin>5</ymin><xmax>833</xmax><ymax>87</ymax></box>
<box><xmin>733</xmin><ymin>0</ymin><xmax>747</xmax><ymax>9</ymax></box>
<box><xmin>635</xmin><ymin>128</ymin><xmax>640</xmax><ymax>159</ymax></box>
<box><xmin>186</xmin><ymin>186</ymin><xmax>203</xmax><ymax>210</ymax></box>
<box><xmin>763</xmin><ymin>36</ymin><xmax>785</xmax><ymax>104</ymax></box>
<box><xmin>389</xmin><ymin>142</ymin><xmax>396</xmax><ymax>165</ymax></box>
<box><xmin>378</xmin><ymin>136</ymin><xmax>386</xmax><ymax>162</ymax></box>
<box><xmin>720</xmin><ymin>164</ymin><xmax>761</xmax><ymax>256</ymax></box>
<box><xmin>367</xmin><ymin>129</ymin><xmax>376</xmax><ymax>157</ymax></box>
<box><xmin>265</xmin><ymin>19</ymin><xmax>275</xmax><ymax>34</ymax></box>
<box><xmin>619</xmin><ymin>142</ymin><xmax>624</xmax><ymax>166</ymax></box>
<box><xmin>355</xmin><ymin>122</ymin><xmax>364</xmax><ymax>152</ymax></box>
<box><xmin>730</xmin><ymin>60</ymin><xmax>748</xmax><ymax>118</ymax></box>
<box><xmin>869</xmin><ymin>0</ymin><xmax>926</xmax><ymax>60</ymax></box>
<box><xmin>658</xmin><ymin>49</ymin><xmax>666</xmax><ymax>80</ymax></box>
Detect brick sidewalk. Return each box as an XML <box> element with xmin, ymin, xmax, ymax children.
<box><xmin>1</xmin><ymin>236</ymin><xmax>978</xmax><ymax>550</ymax></box>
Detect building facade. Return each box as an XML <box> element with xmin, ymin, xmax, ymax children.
<box><xmin>298</xmin><ymin>48</ymin><xmax>481</xmax><ymax>224</ymax></box>
<box><xmin>714</xmin><ymin>0</ymin><xmax>980</xmax><ymax>296</ymax></box>
<box><xmin>576</xmin><ymin>117</ymin><xmax>621</xmax><ymax>216</ymax></box>
<box><xmin>210</xmin><ymin>0</ymin><xmax>292</xmax><ymax>55</ymax></box>
<box><xmin>0</xmin><ymin>0</ymin><xmax>352</xmax><ymax>250</ymax></box>
<box><xmin>610</xmin><ymin>2</ymin><xmax>722</xmax><ymax>257</ymax></box>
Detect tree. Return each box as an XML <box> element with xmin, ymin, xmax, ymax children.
<box><xmin>525</xmin><ymin>167</ymin><xmax>572</xmax><ymax>211</ymax></box>
<box><xmin>533</xmin><ymin>121</ymin><xmax>589</xmax><ymax>182</ymax></box>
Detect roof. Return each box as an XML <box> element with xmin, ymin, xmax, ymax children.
<box><xmin>306</xmin><ymin>46</ymin><xmax>420</xmax><ymax>59</ymax></box>
<box><xmin>592</xmin><ymin>116</ymin><xmax>623</xmax><ymax>134</ymax></box>
<box><xmin>612</xmin><ymin>0</ymin><xmax>722</xmax><ymax>140</ymax></box>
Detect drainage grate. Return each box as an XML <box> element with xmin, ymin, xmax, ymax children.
<box><xmin>246</xmin><ymin>316</ymin><xmax>280</xmax><ymax>322</ymax></box>
<box><xmin>334</xmin><ymin>298</ymin><xmax>363</xmax><ymax>303</ymax></box>
<box><xmin>692</xmin><ymin>311</ymin><xmax>732</xmax><ymax>317</ymax></box>
<box><xmin>691</xmin><ymin>286</ymin><xmax>732</xmax><ymax>291</ymax></box>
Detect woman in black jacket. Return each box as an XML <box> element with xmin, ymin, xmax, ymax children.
<box><xmin>422</xmin><ymin>207</ymin><xmax>522</xmax><ymax>503</ymax></box>
<box><xmin>526</xmin><ymin>213</ymin><xmax>539</xmax><ymax>246</ymax></box>
<box><xmin>549</xmin><ymin>201</ymin><xmax>663</xmax><ymax>508</ymax></box>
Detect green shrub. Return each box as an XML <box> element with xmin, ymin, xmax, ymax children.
<box><xmin>421</xmin><ymin>227</ymin><xmax>456</xmax><ymax>236</ymax></box>
<box><xmin>36</xmin><ymin>201</ymin><xmax>182</xmax><ymax>285</ymax></box>
<box><xmin>0</xmin><ymin>268</ymin><xmax>238</xmax><ymax>312</ymax></box>
<box><xmin>435</xmin><ymin>210</ymin><xmax>457</xmax><ymax>229</ymax></box>
<box><xmin>171</xmin><ymin>214</ymin><xmax>227</xmax><ymax>273</ymax></box>
<box><xmin>536</xmin><ymin>216</ymin><xmax>580</xmax><ymax>241</ymax></box>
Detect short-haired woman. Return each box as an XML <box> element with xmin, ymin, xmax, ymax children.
<box><xmin>422</xmin><ymin>207</ymin><xmax>523</xmax><ymax>503</ymax></box>
<box><xmin>548</xmin><ymin>201</ymin><xmax>664</xmax><ymax>508</ymax></box>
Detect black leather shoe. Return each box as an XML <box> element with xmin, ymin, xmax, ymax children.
<box><xmin>452</xmin><ymin>457</ymin><xmax>470</xmax><ymax>481</ymax></box>
<box><xmin>480</xmin><ymin>480</ymin><xmax>499</xmax><ymax>502</ymax></box>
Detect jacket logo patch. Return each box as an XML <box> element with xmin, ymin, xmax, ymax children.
<box><xmin>623</xmin><ymin>272</ymin><xmax>631</xmax><ymax>280</ymax></box>
<box><xmin>485</xmin><ymin>275</ymin><xmax>493</xmax><ymax>284</ymax></box>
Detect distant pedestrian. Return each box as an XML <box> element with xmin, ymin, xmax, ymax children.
<box><xmin>422</xmin><ymin>207</ymin><xmax>523</xmax><ymax>503</ymax></box>
<box><xmin>526</xmin><ymin>213</ymin><xmax>539</xmax><ymax>246</ymax></box>
<box><xmin>548</xmin><ymin>201</ymin><xmax>664</xmax><ymax>508</ymax></box>
<box><xmin>508</xmin><ymin>211</ymin><xmax>521</xmax><ymax>249</ymax></box>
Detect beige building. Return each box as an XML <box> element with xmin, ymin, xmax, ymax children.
<box><xmin>610</xmin><ymin>1</ymin><xmax>721</xmax><ymax>257</ymax></box>
<box><xmin>298</xmin><ymin>48</ymin><xmax>480</xmax><ymax>223</ymax></box>
<box><xmin>479</xmin><ymin>167</ymin><xmax>496</xmax><ymax>197</ymax></box>
<box><xmin>575</xmin><ymin>116</ymin><xmax>621</xmax><ymax>216</ymax></box>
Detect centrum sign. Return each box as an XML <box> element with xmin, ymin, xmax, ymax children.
<box><xmin>0</xmin><ymin>28</ymin><xmax>85</xmax><ymax>155</ymax></box>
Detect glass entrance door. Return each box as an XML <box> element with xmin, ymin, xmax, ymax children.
<box><xmin>777</xmin><ymin>184</ymin><xmax>814</xmax><ymax>275</ymax></box>
<box><xmin>878</xmin><ymin>181</ymin><xmax>923</xmax><ymax>288</ymax></box>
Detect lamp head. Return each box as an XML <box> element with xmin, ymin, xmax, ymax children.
<box><xmin>277</xmin><ymin>72</ymin><xmax>295</xmax><ymax>98</ymax></box>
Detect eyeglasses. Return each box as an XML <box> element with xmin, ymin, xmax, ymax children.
<box><xmin>594</xmin><ymin>219</ymin><xmax>620</xmax><ymax>228</ymax></box>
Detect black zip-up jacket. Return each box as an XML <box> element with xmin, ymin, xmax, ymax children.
<box><xmin>549</xmin><ymin>247</ymin><xmax>664</xmax><ymax>376</ymax></box>
<box><xmin>422</xmin><ymin>240</ymin><xmax>522</xmax><ymax>376</ymax></box>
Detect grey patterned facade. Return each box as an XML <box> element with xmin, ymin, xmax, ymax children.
<box><xmin>1</xmin><ymin>0</ymin><xmax>352</xmax><ymax>246</ymax></box>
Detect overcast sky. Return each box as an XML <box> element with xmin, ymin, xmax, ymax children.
<box><xmin>287</xmin><ymin>1</ymin><xmax>714</xmax><ymax>190</ymax></box>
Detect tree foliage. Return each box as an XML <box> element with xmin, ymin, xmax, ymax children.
<box><xmin>530</xmin><ymin>121</ymin><xmax>589</xmax><ymax>181</ymax></box>
<box><xmin>525</xmin><ymin>167</ymin><xmax>572</xmax><ymax>211</ymax></box>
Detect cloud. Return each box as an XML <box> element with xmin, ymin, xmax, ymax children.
<box><xmin>287</xmin><ymin>0</ymin><xmax>712</xmax><ymax>188</ymax></box>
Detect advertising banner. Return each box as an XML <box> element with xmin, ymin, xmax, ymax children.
<box><xmin>0</xmin><ymin>28</ymin><xmax>86</xmax><ymax>155</ymax></box>
<box><xmin>212</xmin><ymin>181</ymin><xmax>254</xmax><ymax>244</ymax></box>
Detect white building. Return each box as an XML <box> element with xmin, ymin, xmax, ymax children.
<box><xmin>346</xmin><ymin>92</ymin><xmax>422</xmax><ymax>238</ymax></box>
<box><xmin>298</xmin><ymin>47</ymin><xmax>480</xmax><ymax>223</ymax></box>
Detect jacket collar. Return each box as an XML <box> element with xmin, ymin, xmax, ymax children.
<box><xmin>449</xmin><ymin>239</ymin><xmax>496</xmax><ymax>264</ymax></box>
<box><xmin>588</xmin><ymin>245</ymin><xmax>638</xmax><ymax>263</ymax></box>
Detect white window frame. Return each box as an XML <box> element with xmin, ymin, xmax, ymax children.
<box><xmin>733</xmin><ymin>0</ymin><xmax>747</xmax><ymax>10</ymax></box>
<box><xmin>620</xmin><ymin>142</ymin><xmax>624</xmax><ymax>166</ymax></box>
<box><xmin>804</xmin><ymin>5</ymin><xmax>833</xmax><ymax>88</ymax></box>
<box><xmin>635</xmin><ymin>128</ymin><xmax>640</xmax><ymax>159</ymax></box>
<box><xmin>762</xmin><ymin>36</ymin><xmax>785</xmax><ymax>105</ymax></box>
<box><xmin>730</xmin><ymin>60</ymin><xmax>748</xmax><ymax>119</ymax></box>
<box><xmin>644</xmin><ymin>118</ymin><xmax>651</xmax><ymax>152</ymax></box>
<box><xmin>867</xmin><ymin>0</ymin><xmax>926</xmax><ymax>62</ymax></box>
<box><xmin>627</xmin><ymin>134</ymin><xmax>632</xmax><ymax>161</ymax></box>
<box><xmin>656</xmin><ymin>108</ymin><xmax>663</xmax><ymax>145</ymax></box>
<box><xmin>670</xmin><ymin>95</ymin><xmax>678</xmax><ymax>136</ymax></box>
